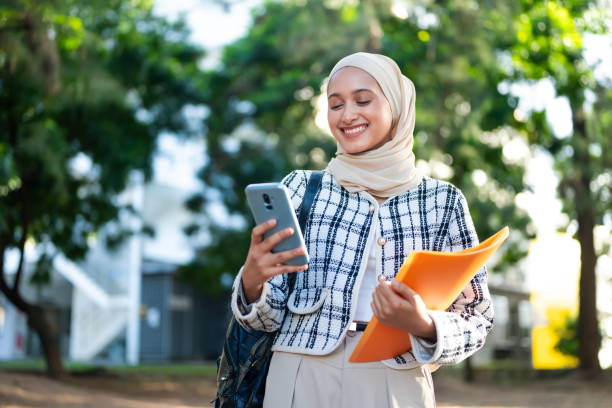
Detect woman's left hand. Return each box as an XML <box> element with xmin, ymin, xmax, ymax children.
<box><xmin>371</xmin><ymin>277</ymin><xmax>437</xmax><ymax>341</ymax></box>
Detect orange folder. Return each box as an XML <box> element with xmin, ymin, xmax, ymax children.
<box><xmin>349</xmin><ymin>226</ymin><xmax>509</xmax><ymax>362</ymax></box>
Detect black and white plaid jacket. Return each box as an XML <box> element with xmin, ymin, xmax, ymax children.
<box><xmin>232</xmin><ymin>170</ymin><xmax>494</xmax><ymax>369</ymax></box>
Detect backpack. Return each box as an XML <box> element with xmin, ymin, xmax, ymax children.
<box><xmin>214</xmin><ymin>171</ymin><xmax>323</xmax><ymax>408</ymax></box>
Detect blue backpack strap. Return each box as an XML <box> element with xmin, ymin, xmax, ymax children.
<box><xmin>298</xmin><ymin>171</ymin><xmax>323</xmax><ymax>233</ymax></box>
<box><xmin>289</xmin><ymin>171</ymin><xmax>322</xmax><ymax>292</ymax></box>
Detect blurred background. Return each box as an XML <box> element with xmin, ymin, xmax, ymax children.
<box><xmin>1</xmin><ymin>0</ymin><xmax>611</xmax><ymax>406</ymax></box>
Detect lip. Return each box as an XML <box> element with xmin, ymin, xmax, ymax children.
<box><xmin>341</xmin><ymin>124</ymin><xmax>368</xmax><ymax>138</ymax></box>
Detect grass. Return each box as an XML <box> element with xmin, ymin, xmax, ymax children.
<box><xmin>0</xmin><ymin>359</ymin><xmax>217</xmax><ymax>377</ymax></box>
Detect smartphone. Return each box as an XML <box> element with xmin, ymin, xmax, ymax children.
<box><xmin>245</xmin><ymin>183</ymin><xmax>309</xmax><ymax>266</ymax></box>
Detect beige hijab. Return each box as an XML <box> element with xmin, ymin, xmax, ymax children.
<box><xmin>326</xmin><ymin>52</ymin><xmax>422</xmax><ymax>197</ymax></box>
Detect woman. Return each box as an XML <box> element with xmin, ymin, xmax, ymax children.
<box><xmin>232</xmin><ymin>52</ymin><xmax>493</xmax><ymax>407</ymax></box>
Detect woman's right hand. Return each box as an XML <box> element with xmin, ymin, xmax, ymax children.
<box><xmin>241</xmin><ymin>219</ymin><xmax>308</xmax><ymax>304</ymax></box>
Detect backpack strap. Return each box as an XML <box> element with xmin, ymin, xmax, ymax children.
<box><xmin>298</xmin><ymin>171</ymin><xmax>323</xmax><ymax>233</ymax></box>
<box><xmin>289</xmin><ymin>171</ymin><xmax>322</xmax><ymax>291</ymax></box>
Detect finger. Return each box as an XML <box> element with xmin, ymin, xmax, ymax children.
<box><xmin>376</xmin><ymin>280</ymin><xmax>408</xmax><ymax>312</ymax></box>
<box><xmin>266</xmin><ymin>245</ymin><xmax>307</xmax><ymax>266</ymax></box>
<box><xmin>376</xmin><ymin>278</ymin><xmax>396</xmax><ymax>299</ymax></box>
<box><xmin>373</xmin><ymin>283</ymin><xmax>395</xmax><ymax>313</ymax></box>
<box><xmin>268</xmin><ymin>263</ymin><xmax>308</xmax><ymax>278</ymax></box>
<box><xmin>371</xmin><ymin>293</ymin><xmax>383</xmax><ymax>317</ymax></box>
<box><xmin>391</xmin><ymin>280</ymin><xmax>418</xmax><ymax>299</ymax></box>
<box><xmin>251</xmin><ymin>219</ymin><xmax>277</xmax><ymax>244</ymax></box>
<box><xmin>261</xmin><ymin>227</ymin><xmax>295</xmax><ymax>253</ymax></box>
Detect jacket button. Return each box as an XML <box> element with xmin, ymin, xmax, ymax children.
<box><xmin>369</xmin><ymin>205</ymin><xmax>375</xmax><ymax>213</ymax></box>
<box><xmin>377</xmin><ymin>237</ymin><xmax>386</xmax><ymax>246</ymax></box>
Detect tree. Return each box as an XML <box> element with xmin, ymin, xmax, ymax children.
<box><xmin>186</xmin><ymin>0</ymin><xmax>530</xmax><ymax>311</ymax></box>
<box><xmin>0</xmin><ymin>0</ymin><xmax>204</xmax><ymax>377</ymax></box>
<box><xmin>508</xmin><ymin>0</ymin><xmax>611</xmax><ymax>375</ymax></box>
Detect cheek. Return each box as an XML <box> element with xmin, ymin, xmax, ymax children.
<box><xmin>362</xmin><ymin>104</ymin><xmax>382</xmax><ymax>125</ymax></box>
<box><xmin>366</xmin><ymin>99</ymin><xmax>393</xmax><ymax>128</ymax></box>
<box><xmin>327</xmin><ymin>110</ymin><xmax>338</xmax><ymax>127</ymax></box>
<box><xmin>374</xmin><ymin>105</ymin><xmax>393</xmax><ymax>129</ymax></box>
<box><xmin>384</xmin><ymin>109</ymin><xmax>393</xmax><ymax>129</ymax></box>
<box><xmin>385</xmin><ymin>106</ymin><xmax>394</xmax><ymax>130</ymax></box>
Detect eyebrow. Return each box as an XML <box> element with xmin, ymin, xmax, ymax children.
<box><xmin>327</xmin><ymin>88</ymin><xmax>374</xmax><ymax>99</ymax></box>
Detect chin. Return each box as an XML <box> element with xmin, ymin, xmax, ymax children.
<box><xmin>333</xmin><ymin>134</ymin><xmax>369</xmax><ymax>154</ymax></box>
<box><xmin>342</xmin><ymin>144</ymin><xmax>368</xmax><ymax>154</ymax></box>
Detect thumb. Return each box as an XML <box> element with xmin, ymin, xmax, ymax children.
<box><xmin>391</xmin><ymin>279</ymin><xmax>417</xmax><ymax>299</ymax></box>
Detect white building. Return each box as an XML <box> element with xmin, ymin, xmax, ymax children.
<box><xmin>0</xmin><ymin>179</ymin><xmax>203</xmax><ymax>364</ymax></box>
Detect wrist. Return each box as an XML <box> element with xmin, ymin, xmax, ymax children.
<box><xmin>241</xmin><ymin>275</ymin><xmax>264</xmax><ymax>304</ymax></box>
<box><xmin>415</xmin><ymin>314</ymin><xmax>436</xmax><ymax>341</ymax></box>
<box><xmin>402</xmin><ymin>313</ymin><xmax>435</xmax><ymax>341</ymax></box>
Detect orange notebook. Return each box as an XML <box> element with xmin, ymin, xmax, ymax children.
<box><xmin>349</xmin><ymin>226</ymin><xmax>509</xmax><ymax>363</ymax></box>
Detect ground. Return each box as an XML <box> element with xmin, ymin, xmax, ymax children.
<box><xmin>1</xmin><ymin>369</ymin><xmax>611</xmax><ymax>407</ymax></box>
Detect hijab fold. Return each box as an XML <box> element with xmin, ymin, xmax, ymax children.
<box><xmin>326</xmin><ymin>52</ymin><xmax>422</xmax><ymax>197</ymax></box>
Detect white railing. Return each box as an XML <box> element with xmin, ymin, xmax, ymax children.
<box><xmin>53</xmin><ymin>241</ymin><xmax>132</xmax><ymax>361</ymax></box>
<box><xmin>69</xmin><ymin>289</ymin><xmax>128</xmax><ymax>361</ymax></box>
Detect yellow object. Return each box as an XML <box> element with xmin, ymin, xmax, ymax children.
<box><xmin>532</xmin><ymin>323</ymin><xmax>579</xmax><ymax>369</ymax></box>
<box><xmin>349</xmin><ymin>227</ymin><xmax>509</xmax><ymax>363</ymax></box>
<box><xmin>528</xmin><ymin>234</ymin><xmax>580</xmax><ymax>369</ymax></box>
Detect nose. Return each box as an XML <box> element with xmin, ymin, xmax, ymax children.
<box><xmin>340</xmin><ymin>104</ymin><xmax>358</xmax><ymax>124</ymax></box>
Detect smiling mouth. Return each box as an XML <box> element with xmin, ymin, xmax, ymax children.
<box><xmin>342</xmin><ymin>124</ymin><xmax>368</xmax><ymax>137</ymax></box>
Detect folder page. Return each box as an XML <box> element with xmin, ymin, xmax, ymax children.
<box><xmin>349</xmin><ymin>226</ymin><xmax>509</xmax><ymax>363</ymax></box>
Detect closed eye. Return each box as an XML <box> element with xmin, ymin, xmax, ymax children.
<box><xmin>357</xmin><ymin>100</ymin><xmax>371</xmax><ymax>106</ymax></box>
<box><xmin>330</xmin><ymin>104</ymin><xmax>344</xmax><ymax>110</ymax></box>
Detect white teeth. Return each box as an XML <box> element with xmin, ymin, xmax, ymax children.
<box><xmin>344</xmin><ymin>125</ymin><xmax>366</xmax><ymax>135</ymax></box>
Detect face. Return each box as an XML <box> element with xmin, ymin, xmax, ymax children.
<box><xmin>327</xmin><ymin>66</ymin><xmax>394</xmax><ymax>154</ymax></box>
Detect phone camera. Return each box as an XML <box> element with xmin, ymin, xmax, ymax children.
<box><xmin>263</xmin><ymin>193</ymin><xmax>271</xmax><ymax>204</ymax></box>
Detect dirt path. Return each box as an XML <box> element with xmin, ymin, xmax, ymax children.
<box><xmin>1</xmin><ymin>370</ymin><xmax>611</xmax><ymax>407</ymax></box>
<box><xmin>433</xmin><ymin>371</ymin><xmax>612</xmax><ymax>408</ymax></box>
<box><xmin>0</xmin><ymin>371</ymin><xmax>215</xmax><ymax>408</ymax></box>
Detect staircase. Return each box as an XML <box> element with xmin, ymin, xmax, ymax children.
<box><xmin>69</xmin><ymin>289</ymin><xmax>129</xmax><ymax>360</ymax></box>
<box><xmin>54</xmin><ymin>253</ymin><xmax>131</xmax><ymax>361</ymax></box>
<box><xmin>54</xmin><ymin>175</ymin><xmax>144</xmax><ymax>363</ymax></box>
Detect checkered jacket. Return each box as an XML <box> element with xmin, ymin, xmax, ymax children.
<box><xmin>232</xmin><ymin>170</ymin><xmax>494</xmax><ymax>369</ymax></box>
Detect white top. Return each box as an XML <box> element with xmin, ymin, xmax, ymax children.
<box><xmin>352</xmin><ymin>199</ymin><xmax>436</xmax><ymax>356</ymax></box>
<box><xmin>354</xmin><ymin>227</ymin><xmax>378</xmax><ymax>322</ymax></box>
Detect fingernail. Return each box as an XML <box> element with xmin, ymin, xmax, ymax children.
<box><xmin>288</xmin><ymin>228</ymin><xmax>294</xmax><ymax>234</ymax></box>
<box><xmin>303</xmin><ymin>265</ymin><xmax>308</xmax><ymax>270</ymax></box>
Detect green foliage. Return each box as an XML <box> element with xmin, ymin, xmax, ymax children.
<box><xmin>509</xmin><ymin>0</ymin><xmax>611</xmax><ymax>371</ymax></box>
<box><xmin>29</xmin><ymin>253</ymin><xmax>53</xmax><ymax>287</ymax></box>
<box><xmin>555</xmin><ymin>314</ymin><xmax>579</xmax><ymax>357</ymax></box>
<box><xmin>509</xmin><ymin>0</ymin><xmax>611</xmax><ymax>225</ymax></box>
<box><xmin>0</xmin><ymin>0</ymin><xmax>206</xmax><ymax>376</ymax></box>
<box><xmin>0</xmin><ymin>0</ymin><xmax>205</xmax><ymax>271</ymax></box>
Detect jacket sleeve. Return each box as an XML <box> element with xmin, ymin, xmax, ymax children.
<box><xmin>410</xmin><ymin>189</ymin><xmax>494</xmax><ymax>365</ymax></box>
<box><xmin>230</xmin><ymin>170</ymin><xmax>309</xmax><ymax>332</ymax></box>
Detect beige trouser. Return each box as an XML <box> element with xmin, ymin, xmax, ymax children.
<box><xmin>263</xmin><ymin>331</ymin><xmax>436</xmax><ymax>408</ymax></box>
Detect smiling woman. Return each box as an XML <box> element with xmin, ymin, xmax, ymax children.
<box><xmin>228</xmin><ymin>52</ymin><xmax>495</xmax><ymax>408</ymax></box>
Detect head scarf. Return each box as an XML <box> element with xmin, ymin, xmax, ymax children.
<box><xmin>325</xmin><ymin>52</ymin><xmax>422</xmax><ymax>197</ymax></box>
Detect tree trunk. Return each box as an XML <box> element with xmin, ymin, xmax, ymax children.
<box><xmin>576</xmin><ymin>206</ymin><xmax>600</xmax><ymax>374</ymax></box>
<box><xmin>463</xmin><ymin>356</ymin><xmax>475</xmax><ymax>382</ymax></box>
<box><xmin>573</xmin><ymin>109</ymin><xmax>601</xmax><ymax>375</ymax></box>
<box><xmin>2</xmin><ymin>242</ymin><xmax>65</xmax><ymax>379</ymax></box>
<box><xmin>0</xmin><ymin>277</ymin><xmax>65</xmax><ymax>378</ymax></box>
<box><xmin>27</xmin><ymin>305</ymin><xmax>65</xmax><ymax>379</ymax></box>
